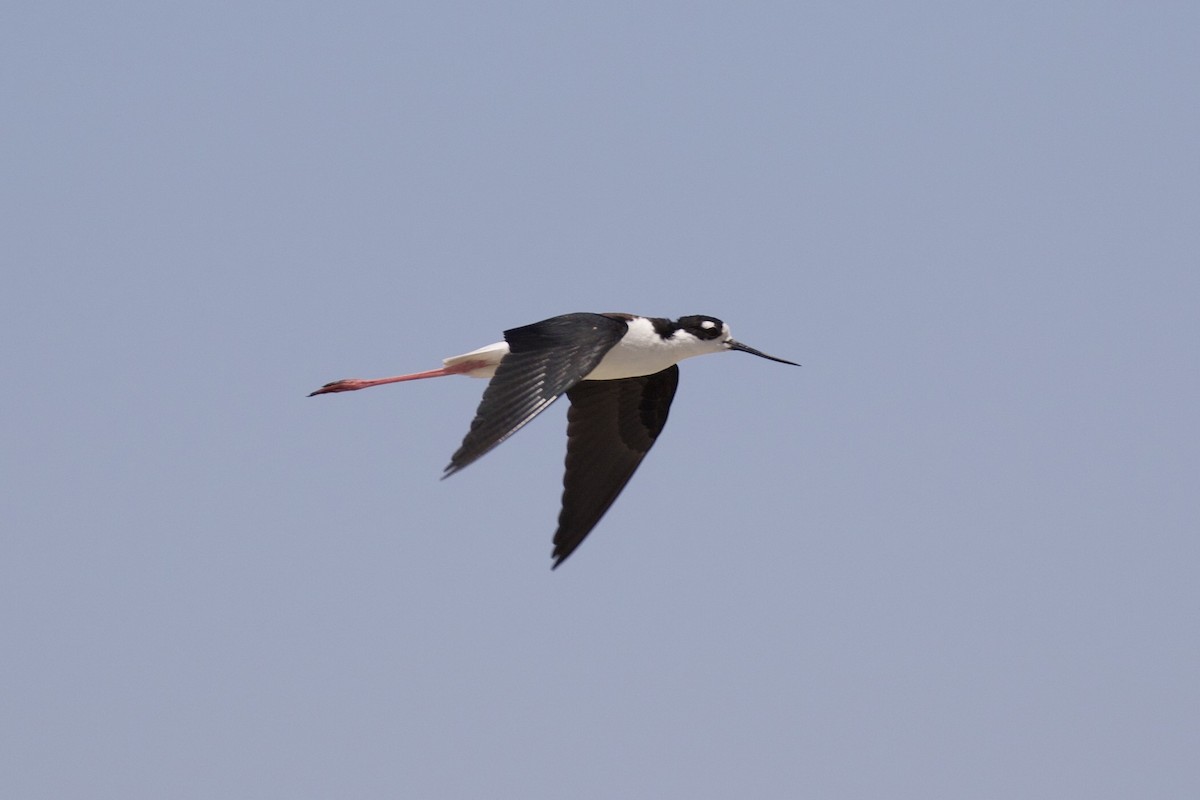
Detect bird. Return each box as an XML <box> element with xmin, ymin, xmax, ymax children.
<box><xmin>310</xmin><ymin>312</ymin><xmax>799</xmax><ymax>568</ymax></box>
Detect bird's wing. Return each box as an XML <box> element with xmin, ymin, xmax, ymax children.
<box><xmin>551</xmin><ymin>365</ymin><xmax>680</xmax><ymax>568</ymax></box>
<box><xmin>444</xmin><ymin>313</ymin><xmax>628</xmax><ymax>476</ymax></box>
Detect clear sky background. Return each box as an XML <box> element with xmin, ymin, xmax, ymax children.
<box><xmin>4</xmin><ymin>3</ymin><xmax>1198</xmax><ymax>798</ymax></box>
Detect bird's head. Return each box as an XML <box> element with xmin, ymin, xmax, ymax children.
<box><xmin>675</xmin><ymin>315</ymin><xmax>801</xmax><ymax>366</ymax></box>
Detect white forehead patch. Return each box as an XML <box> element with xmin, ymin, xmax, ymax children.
<box><xmin>701</xmin><ymin>320</ymin><xmax>716</xmax><ymax>329</ymax></box>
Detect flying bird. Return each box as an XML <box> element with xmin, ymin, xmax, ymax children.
<box><xmin>310</xmin><ymin>312</ymin><xmax>799</xmax><ymax>567</ymax></box>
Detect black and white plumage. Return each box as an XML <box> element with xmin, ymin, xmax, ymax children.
<box><xmin>310</xmin><ymin>312</ymin><xmax>799</xmax><ymax>568</ymax></box>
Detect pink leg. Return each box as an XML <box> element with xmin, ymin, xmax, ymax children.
<box><xmin>308</xmin><ymin>360</ymin><xmax>487</xmax><ymax>396</ymax></box>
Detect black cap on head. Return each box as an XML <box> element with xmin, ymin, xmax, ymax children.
<box><xmin>675</xmin><ymin>315</ymin><xmax>726</xmax><ymax>341</ymax></box>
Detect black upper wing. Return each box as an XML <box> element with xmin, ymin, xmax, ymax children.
<box><xmin>551</xmin><ymin>365</ymin><xmax>680</xmax><ymax>568</ymax></box>
<box><xmin>444</xmin><ymin>313</ymin><xmax>628</xmax><ymax>477</ymax></box>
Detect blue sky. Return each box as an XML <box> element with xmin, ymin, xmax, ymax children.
<box><xmin>4</xmin><ymin>3</ymin><xmax>1198</xmax><ymax>798</ymax></box>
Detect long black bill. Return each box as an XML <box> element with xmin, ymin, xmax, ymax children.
<box><xmin>728</xmin><ymin>340</ymin><xmax>801</xmax><ymax>366</ymax></box>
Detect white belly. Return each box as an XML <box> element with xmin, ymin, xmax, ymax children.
<box><xmin>584</xmin><ymin>344</ymin><xmax>681</xmax><ymax>380</ymax></box>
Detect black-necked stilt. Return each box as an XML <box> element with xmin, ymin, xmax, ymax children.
<box><xmin>310</xmin><ymin>312</ymin><xmax>799</xmax><ymax>568</ymax></box>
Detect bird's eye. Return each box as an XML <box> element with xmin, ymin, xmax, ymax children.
<box><xmin>676</xmin><ymin>315</ymin><xmax>725</xmax><ymax>340</ymax></box>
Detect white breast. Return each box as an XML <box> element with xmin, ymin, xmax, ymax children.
<box><xmin>585</xmin><ymin>317</ymin><xmax>721</xmax><ymax>380</ymax></box>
